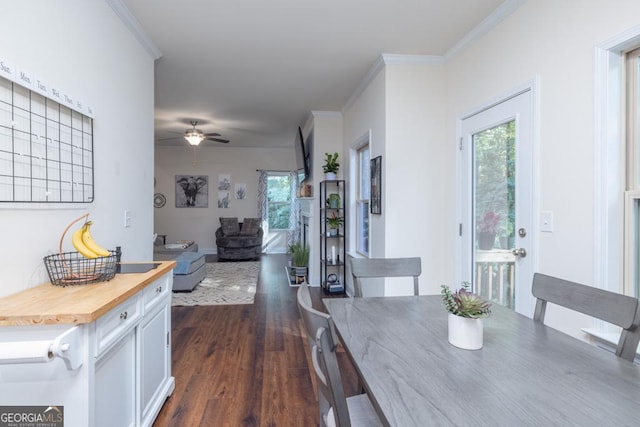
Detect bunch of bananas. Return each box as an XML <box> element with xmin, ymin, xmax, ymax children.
<box><xmin>72</xmin><ymin>221</ymin><xmax>111</xmax><ymax>258</ymax></box>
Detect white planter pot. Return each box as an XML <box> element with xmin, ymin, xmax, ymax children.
<box><xmin>447</xmin><ymin>313</ymin><xmax>483</xmax><ymax>350</ymax></box>
<box><xmin>325</xmin><ymin>172</ymin><xmax>337</xmax><ymax>180</ymax></box>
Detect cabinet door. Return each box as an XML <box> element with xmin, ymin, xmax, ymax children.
<box><xmin>95</xmin><ymin>329</ymin><xmax>136</xmax><ymax>427</ymax></box>
<box><xmin>139</xmin><ymin>301</ymin><xmax>170</xmax><ymax>426</ymax></box>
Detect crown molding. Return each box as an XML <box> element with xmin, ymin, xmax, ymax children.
<box><xmin>444</xmin><ymin>0</ymin><xmax>526</xmax><ymax>61</ymax></box>
<box><xmin>343</xmin><ymin>0</ymin><xmax>527</xmax><ymax>112</ymax></box>
<box><xmin>343</xmin><ymin>54</ymin><xmax>444</xmax><ymax>112</ymax></box>
<box><xmin>311</xmin><ymin>111</ymin><xmax>343</xmax><ymax>119</ymax></box>
<box><xmin>342</xmin><ymin>55</ymin><xmax>385</xmax><ymax>113</ymax></box>
<box><xmin>381</xmin><ymin>54</ymin><xmax>445</xmax><ymax>66</ymax></box>
<box><xmin>106</xmin><ymin>0</ymin><xmax>162</xmax><ymax>60</ymax></box>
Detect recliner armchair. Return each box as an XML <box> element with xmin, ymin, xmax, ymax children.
<box><xmin>215</xmin><ymin>217</ymin><xmax>263</xmax><ymax>260</ymax></box>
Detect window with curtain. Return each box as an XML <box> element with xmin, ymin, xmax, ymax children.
<box><xmin>258</xmin><ymin>170</ymin><xmax>299</xmax><ymax>252</ymax></box>
<box><xmin>356</xmin><ymin>145</ymin><xmax>370</xmax><ymax>256</ymax></box>
<box><xmin>266</xmin><ymin>174</ymin><xmax>291</xmax><ymax>230</ymax></box>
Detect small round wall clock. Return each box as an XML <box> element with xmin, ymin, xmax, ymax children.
<box><xmin>154</xmin><ymin>193</ymin><xmax>166</xmax><ymax>208</ymax></box>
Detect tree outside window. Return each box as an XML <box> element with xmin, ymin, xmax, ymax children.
<box><xmin>267</xmin><ymin>175</ymin><xmax>291</xmax><ymax>230</ymax></box>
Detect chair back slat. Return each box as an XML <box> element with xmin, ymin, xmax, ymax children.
<box><xmin>296</xmin><ymin>282</ymin><xmax>336</xmax><ymax>350</ymax></box>
<box><xmin>531</xmin><ymin>272</ymin><xmax>640</xmax><ymax>361</ymax></box>
<box><xmin>350</xmin><ymin>257</ymin><xmax>421</xmax><ymax>297</ymax></box>
<box><xmin>313</xmin><ymin>327</ymin><xmax>351</xmax><ymax>427</ymax></box>
<box><xmin>532</xmin><ymin>273</ymin><xmax>637</xmax><ymax>327</ymax></box>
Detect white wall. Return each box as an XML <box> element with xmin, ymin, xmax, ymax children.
<box><xmin>306</xmin><ymin>112</ymin><xmax>343</xmax><ymax>286</ymax></box>
<box><xmin>444</xmin><ymin>0</ymin><xmax>640</xmax><ymax>337</ymax></box>
<box><xmin>154</xmin><ymin>145</ymin><xmax>294</xmax><ymax>252</ymax></box>
<box><xmin>342</xmin><ymin>69</ymin><xmax>386</xmax><ymax>297</ymax></box>
<box><xmin>340</xmin><ymin>0</ymin><xmax>640</xmax><ymax>338</ymax></box>
<box><xmin>342</xmin><ymin>58</ymin><xmax>449</xmax><ymax>297</ymax></box>
<box><xmin>384</xmin><ymin>61</ymin><xmax>448</xmax><ymax>296</ymax></box>
<box><xmin>344</xmin><ymin>68</ymin><xmax>387</xmax><ymax>266</ymax></box>
<box><xmin>0</xmin><ymin>1</ymin><xmax>155</xmax><ymax>298</ymax></box>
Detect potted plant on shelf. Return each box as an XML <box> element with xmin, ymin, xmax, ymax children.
<box><xmin>288</xmin><ymin>242</ymin><xmax>310</xmax><ymax>278</ymax></box>
<box><xmin>441</xmin><ymin>283</ymin><xmax>491</xmax><ymax>350</ymax></box>
<box><xmin>476</xmin><ymin>211</ymin><xmax>500</xmax><ymax>250</ymax></box>
<box><xmin>323</xmin><ymin>152</ymin><xmax>340</xmax><ymax>180</ymax></box>
<box><xmin>327</xmin><ymin>193</ymin><xmax>341</xmax><ymax>209</ymax></box>
<box><xmin>326</xmin><ymin>212</ymin><xmax>344</xmax><ymax>236</ymax></box>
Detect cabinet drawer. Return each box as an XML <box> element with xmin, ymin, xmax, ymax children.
<box><xmin>143</xmin><ymin>273</ymin><xmax>171</xmax><ymax>312</ymax></box>
<box><xmin>96</xmin><ymin>295</ymin><xmax>141</xmax><ymax>355</ymax></box>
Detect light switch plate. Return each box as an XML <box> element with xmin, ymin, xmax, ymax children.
<box><xmin>540</xmin><ymin>211</ymin><xmax>553</xmax><ymax>232</ymax></box>
<box><xmin>124</xmin><ymin>210</ymin><xmax>132</xmax><ymax>228</ymax></box>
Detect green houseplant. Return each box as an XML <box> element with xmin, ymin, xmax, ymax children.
<box><xmin>287</xmin><ymin>242</ymin><xmax>310</xmax><ymax>284</ymax></box>
<box><xmin>323</xmin><ymin>152</ymin><xmax>340</xmax><ymax>179</ymax></box>
<box><xmin>441</xmin><ymin>283</ymin><xmax>491</xmax><ymax>350</ymax></box>
<box><xmin>289</xmin><ymin>242</ymin><xmax>310</xmax><ymax>268</ymax></box>
<box><xmin>326</xmin><ymin>212</ymin><xmax>344</xmax><ymax>236</ymax></box>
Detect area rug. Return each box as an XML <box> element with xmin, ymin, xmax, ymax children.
<box><xmin>172</xmin><ymin>261</ymin><xmax>260</xmax><ymax>306</ymax></box>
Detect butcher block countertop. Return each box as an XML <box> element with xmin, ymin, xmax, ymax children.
<box><xmin>0</xmin><ymin>261</ymin><xmax>176</xmax><ymax>326</ymax></box>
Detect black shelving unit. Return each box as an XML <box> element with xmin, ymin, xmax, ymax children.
<box><xmin>319</xmin><ymin>180</ymin><xmax>346</xmax><ymax>293</ymax></box>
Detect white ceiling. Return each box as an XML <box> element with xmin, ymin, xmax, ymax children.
<box><xmin>120</xmin><ymin>0</ymin><xmax>511</xmax><ymax>148</ymax></box>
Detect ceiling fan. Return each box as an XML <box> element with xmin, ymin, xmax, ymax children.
<box><xmin>183</xmin><ymin>120</ymin><xmax>229</xmax><ymax>145</ymax></box>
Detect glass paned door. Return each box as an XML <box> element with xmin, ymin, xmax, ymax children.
<box><xmin>474</xmin><ymin>121</ymin><xmax>516</xmax><ymax>308</ymax></box>
<box><xmin>460</xmin><ymin>90</ymin><xmax>535</xmax><ymax>317</ymax></box>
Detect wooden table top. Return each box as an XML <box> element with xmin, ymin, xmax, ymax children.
<box><xmin>324</xmin><ymin>295</ymin><xmax>640</xmax><ymax>427</ymax></box>
<box><xmin>0</xmin><ymin>261</ymin><xmax>175</xmax><ymax>326</ymax></box>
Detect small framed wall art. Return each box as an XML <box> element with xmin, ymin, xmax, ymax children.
<box><xmin>235</xmin><ymin>183</ymin><xmax>247</xmax><ymax>199</ymax></box>
<box><xmin>370</xmin><ymin>155</ymin><xmax>382</xmax><ymax>214</ymax></box>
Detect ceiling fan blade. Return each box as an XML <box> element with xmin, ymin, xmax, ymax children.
<box><xmin>206</xmin><ymin>136</ymin><xmax>230</xmax><ymax>143</ymax></box>
<box><xmin>204</xmin><ymin>132</ymin><xmax>222</xmax><ymax>137</ymax></box>
<box><xmin>156</xmin><ymin>136</ymin><xmax>182</xmax><ymax>141</ymax></box>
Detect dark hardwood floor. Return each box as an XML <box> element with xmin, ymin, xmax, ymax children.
<box><xmin>153</xmin><ymin>254</ymin><xmax>357</xmax><ymax>426</ymax></box>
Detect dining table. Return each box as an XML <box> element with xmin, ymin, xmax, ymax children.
<box><xmin>323</xmin><ymin>295</ymin><xmax>640</xmax><ymax>427</ymax></box>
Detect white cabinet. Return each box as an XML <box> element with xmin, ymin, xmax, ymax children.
<box><xmin>91</xmin><ymin>272</ymin><xmax>173</xmax><ymax>427</ymax></box>
<box><xmin>96</xmin><ymin>292</ymin><xmax>141</xmax><ymax>354</ymax></box>
<box><xmin>139</xmin><ymin>295</ymin><xmax>171</xmax><ymax>426</ymax></box>
<box><xmin>95</xmin><ymin>329</ymin><xmax>136</xmax><ymax>427</ymax></box>
<box><xmin>0</xmin><ymin>268</ymin><xmax>175</xmax><ymax>427</ymax></box>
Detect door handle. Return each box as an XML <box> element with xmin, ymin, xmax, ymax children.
<box><xmin>512</xmin><ymin>248</ymin><xmax>527</xmax><ymax>258</ymax></box>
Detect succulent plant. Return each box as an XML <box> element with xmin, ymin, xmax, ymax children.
<box><xmin>441</xmin><ymin>283</ymin><xmax>491</xmax><ymax>318</ymax></box>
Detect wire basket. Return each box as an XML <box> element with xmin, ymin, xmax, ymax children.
<box><xmin>44</xmin><ymin>250</ymin><xmax>118</xmax><ymax>286</ymax></box>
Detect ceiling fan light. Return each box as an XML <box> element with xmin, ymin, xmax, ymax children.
<box><xmin>185</xmin><ymin>130</ymin><xmax>204</xmax><ymax>145</ymax></box>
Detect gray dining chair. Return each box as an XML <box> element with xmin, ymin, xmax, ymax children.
<box><xmin>312</xmin><ymin>326</ymin><xmax>382</xmax><ymax>427</ymax></box>
<box><xmin>297</xmin><ymin>281</ymin><xmax>337</xmax><ymax>350</ymax></box>
<box><xmin>297</xmin><ymin>281</ymin><xmax>340</xmax><ymax>426</ymax></box>
<box><xmin>349</xmin><ymin>257</ymin><xmax>422</xmax><ymax>297</ymax></box>
<box><xmin>532</xmin><ymin>272</ymin><xmax>640</xmax><ymax>361</ymax></box>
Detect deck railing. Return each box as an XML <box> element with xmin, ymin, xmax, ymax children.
<box><xmin>475</xmin><ymin>249</ymin><xmax>516</xmax><ymax>309</ymax></box>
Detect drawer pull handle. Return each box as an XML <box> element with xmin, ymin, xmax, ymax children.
<box><xmin>156</xmin><ymin>286</ymin><xmax>162</xmax><ymax>294</ymax></box>
<box><xmin>120</xmin><ymin>311</ymin><xmax>128</xmax><ymax>320</ymax></box>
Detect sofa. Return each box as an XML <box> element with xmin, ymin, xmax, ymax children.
<box><xmin>153</xmin><ymin>240</ymin><xmax>205</xmax><ymax>291</ymax></box>
<box><xmin>216</xmin><ymin>217</ymin><xmax>263</xmax><ymax>261</ymax></box>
